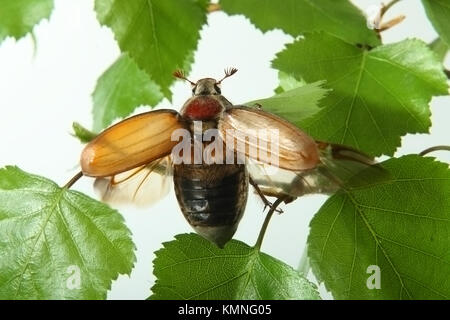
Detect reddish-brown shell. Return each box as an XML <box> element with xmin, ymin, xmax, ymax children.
<box><xmin>181</xmin><ymin>96</ymin><xmax>223</xmax><ymax>120</ymax></box>
<box><xmin>81</xmin><ymin>109</ymin><xmax>186</xmax><ymax>177</ymax></box>
<box><xmin>218</xmin><ymin>106</ymin><xmax>320</xmax><ymax>171</ymax></box>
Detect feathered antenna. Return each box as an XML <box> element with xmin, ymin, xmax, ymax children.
<box><xmin>173</xmin><ymin>70</ymin><xmax>196</xmax><ymax>85</ymax></box>
<box><xmin>217</xmin><ymin>67</ymin><xmax>238</xmax><ymax>84</ymax></box>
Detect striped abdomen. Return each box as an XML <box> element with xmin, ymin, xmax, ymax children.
<box><xmin>173</xmin><ymin>163</ymin><xmax>248</xmax><ymax>247</ymax></box>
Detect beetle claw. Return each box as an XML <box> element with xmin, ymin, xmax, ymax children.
<box><xmin>263</xmin><ymin>201</ymin><xmax>283</xmax><ymax>214</ymax></box>
<box><xmin>249</xmin><ymin>176</ymin><xmax>284</xmax><ymax>214</ymax></box>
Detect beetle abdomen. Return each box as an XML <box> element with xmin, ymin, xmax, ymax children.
<box><xmin>173</xmin><ymin>163</ymin><xmax>248</xmax><ymax>248</ymax></box>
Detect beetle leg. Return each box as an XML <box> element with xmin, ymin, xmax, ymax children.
<box><xmin>249</xmin><ymin>176</ymin><xmax>284</xmax><ymax>214</ymax></box>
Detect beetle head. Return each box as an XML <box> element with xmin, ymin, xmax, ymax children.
<box><xmin>173</xmin><ymin>68</ymin><xmax>238</xmax><ymax>97</ymax></box>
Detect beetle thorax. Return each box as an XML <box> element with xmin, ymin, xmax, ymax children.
<box><xmin>180</xmin><ymin>96</ymin><xmax>224</xmax><ymax>121</ymax></box>
<box><xmin>180</xmin><ymin>78</ymin><xmax>227</xmax><ymax>121</ymax></box>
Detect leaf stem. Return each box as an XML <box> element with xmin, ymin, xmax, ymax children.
<box><xmin>419</xmin><ymin>145</ymin><xmax>450</xmax><ymax>156</ymax></box>
<box><xmin>63</xmin><ymin>171</ymin><xmax>83</xmax><ymax>189</ymax></box>
<box><xmin>72</xmin><ymin>122</ymin><xmax>97</xmax><ymax>143</ymax></box>
<box><xmin>207</xmin><ymin>3</ymin><xmax>221</xmax><ymax>13</ymax></box>
<box><xmin>297</xmin><ymin>244</ymin><xmax>310</xmax><ymax>275</ymax></box>
<box><xmin>30</xmin><ymin>31</ymin><xmax>38</xmax><ymax>59</ymax></box>
<box><xmin>254</xmin><ymin>196</ymin><xmax>287</xmax><ymax>251</ymax></box>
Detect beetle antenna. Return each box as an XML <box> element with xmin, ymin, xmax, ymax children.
<box><xmin>173</xmin><ymin>70</ymin><xmax>196</xmax><ymax>85</ymax></box>
<box><xmin>217</xmin><ymin>67</ymin><xmax>238</xmax><ymax>84</ymax></box>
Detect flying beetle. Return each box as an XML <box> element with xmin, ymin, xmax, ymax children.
<box><xmin>78</xmin><ymin>69</ymin><xmax>376</xmax><ymax>248</ymax></box>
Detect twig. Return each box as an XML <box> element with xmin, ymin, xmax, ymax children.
<box><xmin>63</xmin><ymin>171</ymin><xmax>83</xmax><ymax>189</ymax></box>
<box><xmin>254</xmin><ymin>196</ymin><xmax>288</xmax><ymax>250</ymax></box>
<box><xmin>381</xmin><ymin>0</ymin><xmax>402</xmax><ymax>17</ymax></box>
<box><xmin>207</xmin><ymin>3</ymin><xmax>221</xmax><ymax>13</ymax></box>
<box><xmin>377</xmin><ymin>15</ymin><xmax>405</xmax><ymax>32</ymax></box>
<box><xmin>374</xmin><ymin>0</ymin><xmax>404</xmax><ymax>36</ymax></box>
<box><xmin>419</xmin><ymin>145</ymin><xmax>450</xmax><ymax>156</ymax></box>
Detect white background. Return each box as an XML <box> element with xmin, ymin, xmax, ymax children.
<box><xmin>0</xmin><ymin>0</ymin><xmax>448</xmax><ymax>299</ymax></box>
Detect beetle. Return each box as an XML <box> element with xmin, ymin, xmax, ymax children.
<box><xmin>78</xmin><ymin>69</ymin><xmax>376</xmax><ymax>248</ymax></box>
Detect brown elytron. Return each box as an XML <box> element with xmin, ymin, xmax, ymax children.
<box><xmin>80</xmin><ymin>69</ymin><xmax>375</xmax><ymax>247</ymax></box>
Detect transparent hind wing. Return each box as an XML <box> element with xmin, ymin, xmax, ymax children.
<box><xmin>247</xmin><ymin>158</ymin><xmax>336</xmax><ymax>200</ymax></box>
<box><xmin>247</xmin><ymin>142</ymin><xmax>385</xmax><ymax>199</ymax></box>
<box><xmin>94</xmin><ymin>156</ymin><xmax>172</xmax><ymax>207</ymax></box>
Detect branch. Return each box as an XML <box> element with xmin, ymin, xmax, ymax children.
<box><xmin>381</xmin><ymin>0</ymin><xmax>402</xmax><ymax>17</ymax></box>
<box><xmin>207</xmin><ymin>3</ymin><xmax>221</xmax><ymax>13</ymax></box>
<box><xmin>377</xmin><ymin>15</ymin><xmax>405</xmax><ymax>32</ymax></box>
<box><xmin>419</xmin><ymin>145</ymin><xmax>450</xmax><ymax>156</ymax></box>
<box><xmin>375</xmin><ymin>0</ymin><xmax>404</xmax><ymax>35</ymax></box>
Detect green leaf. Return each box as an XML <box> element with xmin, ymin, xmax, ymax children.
<box><xmin>0</xmin><ymin>166</ymin><xmax>136</xmax><ymax>299</ymax></box>
<box><xmin>422</xmin><ymin>0</ymin><xmax>450</xmax><ymax>47</ymax></box>
<box><xmin>274</xmin><ymin>71</ymin><xmax>306</xmax><ymax>94</ymax></box>
<box><xmin>0</xmin><ymin>0</ymin><xmax>53</xmax><ymax>43</ymax></box>
<box><xmin>220</xmin><ymin>0</ymin><xmax>380</xmax><ymax>47</ymax></box>
<box><xmin>95</xmin><ymin>0</ymin><xmax>208</xmax><ymax>99</ymax></box>
<box><xmin>429</xmin><ymin>38</ymin><xmax>448</xmax><ymax>62</ymax></box>
<box><xmin>273</xmin><ymin>33</ymin><xmax>449</xmax><ymax>156</ymax></box>
<box><xmin>308</xmin><ymin>155</ymin><xmax>450</xmax><ymax>299</ymax></box>
<box><xmin>151</xmin><ymin>233</ymin><xmax>320</xmax><ymax>300</ymax></box>
<box><xmin>248</xmin><ymin>81</ymin><xmax>330</xmax><ymax>127</ymax></box>
<box><xmin>92</xmin><ymin>54</ymin><xmax>164</xmax><ymax>131</ymax></box>
<box><xmin>72</xmin><ymin>122</ymin><xmax>97</xmax><ymax>144</ymax></box>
